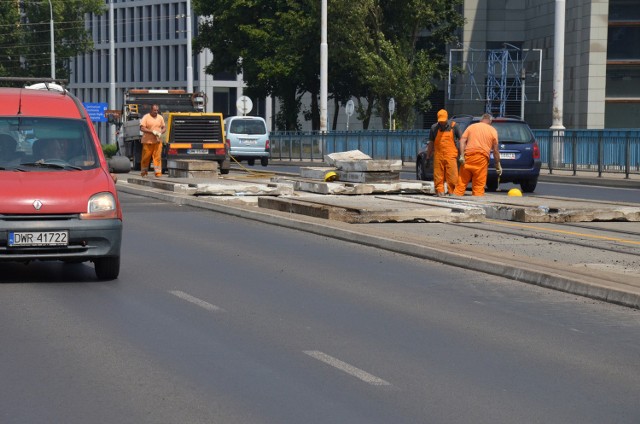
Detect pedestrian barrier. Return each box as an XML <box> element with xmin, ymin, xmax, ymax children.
<box><xmin>270</xmin><ymin>129</ymin><xmax>640</xmax><ymax>177</ymax></box>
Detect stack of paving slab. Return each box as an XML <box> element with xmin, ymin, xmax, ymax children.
<box><xmin>278</xmin><ymin>150</ymin><xmax>434</xmax><ymax>195</ymax></box>
<box><xmin>167</xmin><ymin>159</ymin><xmax>218</xmax><ymax>178</ymax></box>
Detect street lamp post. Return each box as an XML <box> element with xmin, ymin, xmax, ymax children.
<box><xmin>48</xmin><ymin>0</ymin><xmax>55</xmax><ymax>79</ymax></box>
<box><xmin>320</xmin><ymin>0</ymin><xmax>327</xmax><ymax>133</ymax></box>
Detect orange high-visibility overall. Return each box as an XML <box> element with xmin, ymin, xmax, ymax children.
<box><xmin>432</xmin><ymin>122</ymin><xmax>459</xmax><ymax>194</ymax></box>
<box><xmin>453</xmin><ymin>122</ymin><xmax>498</xmax><ymax>196</ymax></box>
<box><xmin>140</xmin><ymin>112</ymin><xmax>165</xmax><ymax>175</ymax></box>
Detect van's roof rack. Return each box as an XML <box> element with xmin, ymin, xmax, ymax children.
<box><xmin>0</xmin><ymin>77</ymin><xmax>69</xmax><ymax>90</ymax></box>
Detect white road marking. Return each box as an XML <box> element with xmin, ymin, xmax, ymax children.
<box><xmin>303</xmin><ymin>350</ymin><xmax>390</xmax><ymax>386</ymax></box>
<box><xmin>169</xmin><ymin>290</ymin><xmax>225</xmax><ymax>312</ymax></box>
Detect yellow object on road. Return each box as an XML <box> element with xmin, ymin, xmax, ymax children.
<box><xmin>324</xmin><ymin>171</ymin><xmax>338</xmax><ymax>182</ymax></box>
<box><xmin>508</xmin><ymin>188</ymin><xmax>523</xmax><ymax>196</ymax></box>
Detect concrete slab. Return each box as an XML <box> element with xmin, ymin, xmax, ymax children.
<box><xmin>258</xmin><ymin>194</ymin><xmax>485</xmax><ymax>223</ymax></box>
<box><xmin>126</xmin><ymin>175</ymin><xmax>293</xmax><ymax>197</ymax></box>
<box><xmin>324</xmin><ymin>150</ymin><xmax>403</xmax><ymax>172</ymax></box>
<box><xmin>457</xmin><ymin>194</ymin><xmax>640</xmax><ymax>222</ymax></box>
<box><xmin>299</xmin><ymin>166</ymin><xmax>399</xmax><ymax>183</ymax></box>
<box><xmin>167</xmin><ymin>159</ymin><xmax>218</xmax><ymax>179</ymax></box>
<box><xmin>271</xmin><ymin>176</ymin><xmax>435</xmax><ymax>195</ymax></box>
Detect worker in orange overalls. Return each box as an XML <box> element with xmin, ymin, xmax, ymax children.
<box><xmin>139</xmin><ymin>104</ymin><xmax>166</xmax><ymax>177</ymax></box>
<box><xmin>453</xmin><ymin>113</ymin><xmax>502</xmax><ymax>196</ymax></box>
<box><xmin>426</xmin><ymin>109</ymin><xmax>461</xmax><ymax>196</ymax></box>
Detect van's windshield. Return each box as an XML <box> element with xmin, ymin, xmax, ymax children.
<box><xmin>0</xmin><ymin>118</ymin><xmax>98</xmax><ymax>169</ymax></box>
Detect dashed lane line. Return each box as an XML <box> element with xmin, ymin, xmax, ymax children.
<box><xmin>303</xmin><ymin>350</ymin><xmax>391</xmax><ymax>386</ymax></box>
<box><xmin>169</xmin><ymin>290</ymin><xmax>225</xmax><ymax>312</ymax></box>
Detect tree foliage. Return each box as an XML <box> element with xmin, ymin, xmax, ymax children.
<box><xmin>0</xmin><ymin>0</ymin><xmax>105</xmax><ymax>81</ymax></box>
<box><xmin>194</xmin><ymin>0</ymin><xmax>464</xmax><ymax>130</ymax></box>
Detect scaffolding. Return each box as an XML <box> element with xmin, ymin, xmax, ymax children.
<box><xmin>448</xmin><ymin>48</ymin><xmax>542</xmax><ymax>117</ymax></box>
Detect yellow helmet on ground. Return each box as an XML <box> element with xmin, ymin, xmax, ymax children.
<box><xmin>508</xmin><ymin>188</ymin><xmax>523</xmax><ymax>197</ymax></box>
<box><xmin>324</xmin><ymin>171</ymin><xmax>338</xmax><ymax>182</ymax></box>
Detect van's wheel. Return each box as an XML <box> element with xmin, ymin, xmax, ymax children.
<box><xmin>94</xmin><ymin>256</ymin><xmax>120</xmax><ymax>280</ymax></box>
<box><xmin>260</xmin><ymin>157</ymin><xmax>269</xmax><ymax>167</ymax></box>
<box><xmin>247</xmin><ymin>159</ymin><xmax>255</xmax><ymax>166</ymax></box>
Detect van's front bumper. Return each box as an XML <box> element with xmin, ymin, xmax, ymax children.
<box><xmin>0</xmin><ymin>216</ymin><xmax>122</xmax><ymax>262</ymax></box>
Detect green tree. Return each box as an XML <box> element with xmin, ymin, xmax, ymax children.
<box><xmin>194</xmin><ymin>0</ymin><xmax>463</xmax><ymax>130</ymax></box>
<box><xmin>0</xmin><ymin>0</ymin><xmax>105</xmax><ymax>81</ymax></box>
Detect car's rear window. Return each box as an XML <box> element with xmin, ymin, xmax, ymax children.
<box><xmin>229</xmin><ymin>119</ymin><xmax>266</xmax><ymax>135</ymax></box>
<box><xmin>493</xmin><ymin>122</ymin><xmax>533</xmax><ymax>143</ymax></box>
<box><xmin>0</xmin><ymin>117</ymin><xmax>98</xmax><ymax>169</ymax></box>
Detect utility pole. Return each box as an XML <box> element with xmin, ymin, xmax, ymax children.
<box><xmin>186</xmin><ymin>0</ymin><xmax>193</xmax><ymax>93</ymax></box>
<box><xmin>48</xmin><ymin>0</ymin><xmax>55</xmax><ymax>79</ymax></box>
<box><xmin>551</xmin><ymin>0</ymin><xmax>565</xmax><ymax>131</ymax></box>
<box><xmin>320</xmin><ymin>0</ymin><xmax>328</xmax><ymax>133</ymax></box>
<box><xmin>109</xmin><ymin>0</ymin><xmax>116</xmax><ymax>144</ymax></box>
<box><xmin>551</xmin><ymin>0</ymin><xmax>566</xmax><ymax>168</ymax></box>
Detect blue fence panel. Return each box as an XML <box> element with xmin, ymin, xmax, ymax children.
<box><xmin>272</xmin><ymin>129</ymin><xmax>639</xmax><ymax>175</ymax></box>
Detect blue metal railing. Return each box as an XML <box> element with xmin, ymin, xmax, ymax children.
<box><xmin>270</xmin><ymin>129</ymin><xmax>640</xmax><ymax>177</ymax></box>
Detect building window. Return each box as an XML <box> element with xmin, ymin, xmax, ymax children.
<box><xmin>606</xmin><ymin>0</ymin><xmax>640</xmax><ymax>128</ymax></box>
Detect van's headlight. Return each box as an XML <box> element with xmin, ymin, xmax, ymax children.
<box><xmin>81</xmin><ymin>192</ymin><xmax>117</xmax><ymax>219</ymax></box>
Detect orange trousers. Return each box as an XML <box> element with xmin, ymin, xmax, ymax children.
<box><xmin>433</xmin><ymin>154</ymin><xmax>458</xmax><ymax>194</ymax></box>
<box><xmin>141</xmin><ymin>142</ymin><xmax>162</xmax><ymax>174</ymax></box>
<box><xmin>453</xmin><ymin>152</ymin><xmax>489</xmax><ymax>196</ymax></box>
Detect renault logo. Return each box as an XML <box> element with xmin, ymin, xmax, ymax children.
<box><xmin>33</xmin><ymin>200</ymin><xmax>43</xmax><ymax>210</ymax></box>
<box><xmin>501</xmin><ymin>144</ymin><xmax>505</xmax><ymax>149</ymax></box>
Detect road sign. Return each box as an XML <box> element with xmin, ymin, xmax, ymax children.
<box><xmin>236</xmin><ymin>96</ymin><xmax>253</xmax><ymax>115</ymax></box>
<box><xmin>345</xmin><ymin>99</ymin><xmax>354</xmax><ymax>117</ymax></box>
<box><xmin>388</xmin><ymin>98</ymin><xmax>395</xmax><ymax>115</ymax></box>
<box><xmin>83</xmin><ymin>102</ymin><xmax>108</xmax><ymax>123</ymax></box>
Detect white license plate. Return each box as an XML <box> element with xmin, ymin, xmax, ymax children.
<box><xmin>241</xmin><ymin>139</ymin><xmax>257</xmax><ymax>145</ymax></box>
<box><xmin>9</xmin><ymin>231</ymin><xmax>69</xmax><ymax>247</ymax></box>
<box><xmin>501</xmin><ymin>153</ymin><xmax>516</xmax><ymax>160</ymax></box>
<box><xmin>187</xmin><ymin>149</ymin><xmax>209</xmax><ymax>154</ymax></box>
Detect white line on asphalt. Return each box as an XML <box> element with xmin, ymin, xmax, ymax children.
<box><xmin>303</xmin><ymin>350</ymin><xmax>390</xmax><ymax>386</ymax></box>
<box><xmin>169</xmin><ymin>290</ymin><xmax>225</xmax><ymax>312</ymax></box>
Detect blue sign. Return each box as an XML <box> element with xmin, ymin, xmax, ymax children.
<box><xmin>83</xmin><ymin>102</ymin><xmax>108</xmax><ymax>123</ymax></box>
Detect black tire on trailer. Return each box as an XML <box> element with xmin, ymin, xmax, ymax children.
<box><xmin>132</xmin><ymin>141</ymin><xmax>142</xmax><ymax>171</ymax></box>
<box><xmin>220</xmin><ymin>159</ymin><xmax>230</xmax><ymax>175</ymax></box>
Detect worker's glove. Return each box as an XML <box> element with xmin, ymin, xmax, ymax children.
<box><xmin>457</xmin><ymin>155</ymin><xmax>465</xmax><ymax>166</ymax></box>
<box><xmin>152</xmin><ymin>130</ymin><xmax>160</xmax><ymax>137</ymax></box>
<box><xmin>495</xmin><ymin>162</ymin><xmax>503</xmax><ymax>177</ymax></box>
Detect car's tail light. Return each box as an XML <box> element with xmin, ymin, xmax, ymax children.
<box><xmin>215</xmin><ymin>148</ymin><xmax>226</xmax><ymax>155</ymax></box>
<box><xmin>532</xmin><ymin>141</ymin><xmax>540</xmax><ymax>159</ymax></box>
<box><xmin>265</xmin><ymin>139</ymin><xmax>270</xmax><ymax>151</ymax></box>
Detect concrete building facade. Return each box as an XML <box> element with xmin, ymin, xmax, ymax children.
<box><xmin>448</xmin><ymin>0</ymin><xmax>639</xmax><ymax>130</ymax></box>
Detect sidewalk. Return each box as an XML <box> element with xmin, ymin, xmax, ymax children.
<box><xmin>537</xmin><ymin>169</ymin><xmax>640</xmax><ymax>189</ymax></box>
<box><xmin>117</xmin><ymin>171</ymin><xmax>640</xmax><ymax>310</ymax></box>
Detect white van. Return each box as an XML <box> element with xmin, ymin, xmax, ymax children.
<box><xmin>224</xmin><ymin>116</ymin><xmax>270</xmax><ymax>166</ymax></box>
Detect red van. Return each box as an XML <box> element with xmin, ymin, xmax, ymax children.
<box><xmin>0</xmin><ymin>80</ymin><xmax>123</xmax><ymax>280</ymax></box>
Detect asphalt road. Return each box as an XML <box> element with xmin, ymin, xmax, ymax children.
<box><xmin>1</xmin><ymin>191</ymin><xmax>639</xmax><ymax>423</ymax></box>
